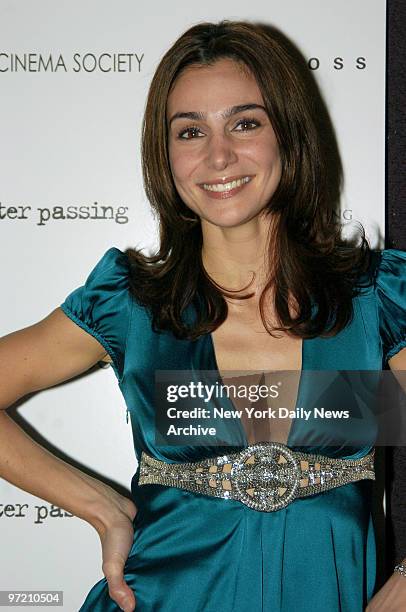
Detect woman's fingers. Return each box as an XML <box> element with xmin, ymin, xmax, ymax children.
<box><xmin>101</xmin><ymin>516</ymin><xmax>137</xmax><ymax>611</ymax></box>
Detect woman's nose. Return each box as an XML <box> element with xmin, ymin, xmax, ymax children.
<box><xmin>205</xmin><ymin>134</ymin><xmax>238</xmax><ymax>171</ymax></box>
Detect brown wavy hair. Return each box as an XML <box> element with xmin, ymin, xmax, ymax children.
<box><xmin>125</xmin><ymin>20</ymin><xmax>372</xmax><ymax>340</ymax></box>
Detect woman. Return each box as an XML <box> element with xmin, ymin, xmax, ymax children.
<box><xmin>1</xmin><ymin>20</ymin><xmax>406</xmax><ymax>612</ymax></box>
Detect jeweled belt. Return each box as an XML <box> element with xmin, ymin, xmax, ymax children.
<box><xmin>138</xmin><ymin>442</ymin><xmax>375</xmax><ymax>512</ymax></box>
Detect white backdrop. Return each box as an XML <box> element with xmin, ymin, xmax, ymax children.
<box><xmin>0</xmin><ymin>1</ymin><xmax>386</xmax><ymax>610</ymax></box>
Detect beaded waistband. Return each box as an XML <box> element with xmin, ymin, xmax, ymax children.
<box><xmin>138</xmin><ymin>442</ymin><xmax>375</xmax><ymax>512</ymax></box>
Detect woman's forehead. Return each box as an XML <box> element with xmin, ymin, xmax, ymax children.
<box><xmin>167</xmin><ymin>59</ymin><xmax>263</xmax><ymax>116</ymax></box>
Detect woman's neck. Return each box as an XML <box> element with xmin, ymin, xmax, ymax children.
<box><xmin>201</xmin><ymin>211</ymin><xmax>278</xmax><ymax>297</ymax></box>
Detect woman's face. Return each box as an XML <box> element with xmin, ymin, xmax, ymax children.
<box><xmin>167</xmin><ymin>58</ymin><xmax>282</xmax><ymax>229</ymax></box>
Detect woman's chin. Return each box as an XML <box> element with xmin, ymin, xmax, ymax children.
<box><xmin>201</xmin><ymin>209</ymin><xmax>266</xmax><ymax>230</ymax></box>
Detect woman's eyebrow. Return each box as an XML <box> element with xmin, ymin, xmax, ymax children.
<box><xmin>168</xmin><ymin>103</ymin><xmax>266</xmax><ymax>127</ymax></box>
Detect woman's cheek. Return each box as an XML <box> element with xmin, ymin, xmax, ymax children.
<box><xmin>169</xmin><ymin>149</ymin><xmax>192</xmax><ymax>183</ymax></box>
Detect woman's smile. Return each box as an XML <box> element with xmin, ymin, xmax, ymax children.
<box><xmin>198</xmin><ymin>175</ymin><xmax>254</xmax><ymax>199</ymax></box>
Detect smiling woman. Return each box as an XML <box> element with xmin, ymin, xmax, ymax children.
<box><xmin>1</xmin><ymin>19</ymin><xmax>406</xmax><ymax>612</ymax></box>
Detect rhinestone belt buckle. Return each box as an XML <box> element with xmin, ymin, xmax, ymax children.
<box><xmin>229</xmin><ymin>442</ymin><xmax>301</xmax><ymax>512</ymax></box>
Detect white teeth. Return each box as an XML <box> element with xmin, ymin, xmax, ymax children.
<box><xmin>202</xmin><ymin>176</ymin><xmax>251</xmax><ymax>192</ymax></box>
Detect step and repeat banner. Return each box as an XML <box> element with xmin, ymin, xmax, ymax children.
<box><xmin>0</xmin><ymin>1</ymin><xmax>386</xmax><ymax>610</ymax></box>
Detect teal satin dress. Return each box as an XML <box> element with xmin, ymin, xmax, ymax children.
<box><xmin>60</xmin><ymin>247</ymin><xmax>406</xmax><ymax>612</ymax></box>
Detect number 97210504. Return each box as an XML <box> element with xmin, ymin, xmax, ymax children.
<box><xmin>0</xmin><ymin>591</ymin><xmax>63</xmax><ymax>606</ymax></box>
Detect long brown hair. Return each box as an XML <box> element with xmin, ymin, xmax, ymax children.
<box><xmin>125</xmin><ymin>20</ymin><xmax>371</xmax><ymax>340</ymax></box>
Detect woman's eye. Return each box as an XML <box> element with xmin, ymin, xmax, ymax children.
<box><xmin>175</xmin><ymin>118</ymin><xmax>260</xmax><ymax>140</ymax></box>
<box><xmin>234</xmin><ymin>118</ymin><xmax>260</xmax><ymax>131</ymax></box>
<box><xmin>177</xmin><ymin>126</ymin><xmax>203</xmax><ymax>140</ymax></box>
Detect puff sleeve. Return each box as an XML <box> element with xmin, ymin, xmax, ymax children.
<box><xmin>375</xmin><ymin>249</ymin><xmax>406</xmax><ymax>364</ymax></box>
<box><xmin>60</xmin><ymin>247</ymin><xmax>132</xmax><ymax>382</ymax></box>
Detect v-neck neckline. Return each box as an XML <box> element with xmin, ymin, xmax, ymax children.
<box><xmin>206</xmin><ymin>331</ymin><xmax>306</xmax><ymax>447</ymax></box>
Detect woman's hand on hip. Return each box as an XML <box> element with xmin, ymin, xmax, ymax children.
<box><xmin>366</xmin><ymin>571</ymin><xmax>406</xmax><ymax>611</ymax></box>
<box><xmin>91</xmin><ymin>488</ymin><xmax>138</xmax><ymax>612</ymax></box>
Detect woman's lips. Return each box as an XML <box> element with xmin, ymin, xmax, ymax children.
<box><xmin>198</xmin><ymin>176</ymin><xmax>254</xmax><ymax>200</ymax></box>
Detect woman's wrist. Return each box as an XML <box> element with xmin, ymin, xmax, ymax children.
<box><xmin>65</xmin><ymin>463</ymin><xmax>132</xmax><ymax>534</ymax></box>
<box><xmin>76</xmin><ymin>469</ymin><xmax>137</xmax><ymax>536</ymax></box>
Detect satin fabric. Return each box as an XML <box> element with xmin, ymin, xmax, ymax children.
<box><xmin>60</xmin><ymin>247</ymin><xmax>406</xmax><ymax>612</ymax></box>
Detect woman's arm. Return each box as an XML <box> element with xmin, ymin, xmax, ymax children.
<box><xmin>366</xmin><ymin>347</ymin><xmax>406</xmax><ymax>611</ymax></box>
<box><xmin>0</xmin><ymin>308</ymin><xmax>137</xmax><ymax>612</ymax></box>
